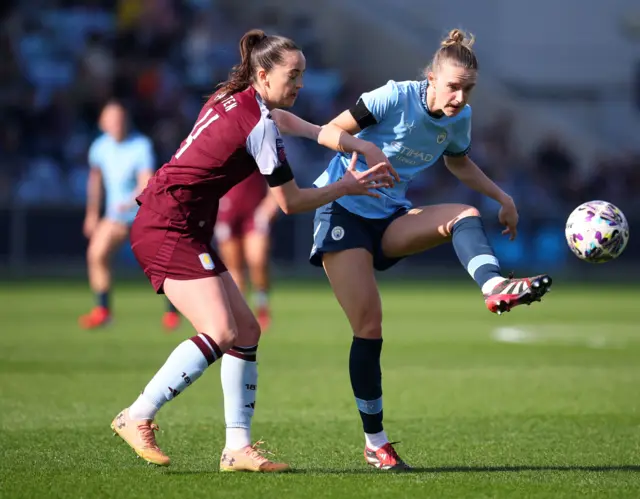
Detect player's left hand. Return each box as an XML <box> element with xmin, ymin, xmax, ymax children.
<box><xmin>498</xmin><ymin>197</ymin><xmax>519</xmax><ymax>241</ymax></box>
<box><xmin>361</xmin><ymin>143</ymin><xmax>400</xmax><ymax>186</ymax></box>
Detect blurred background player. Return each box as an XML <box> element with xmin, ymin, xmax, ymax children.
<box><xmin>110</xmin><ymin>29</ymin><xmax>392</xmax><ymax>472</ymax></box>
<box><xmin>214</xmin><ymin>171</ymin><xmax>280</xmax><ymax>331</ymax></box>
<box><xmin>79</xmin><ymin>100</ymin><xmax>181</xmax><ymax>331</ymax></box>
<box><xmin>277</xmin><ymin>29</ymin><xmax>553</xmax><ymax>469</ymax></box>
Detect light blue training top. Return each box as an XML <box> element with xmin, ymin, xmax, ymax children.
<box><xmin>89</xmin><ymin>132</ymin><xmax>155</xmax><ymax>223</ymax></box>
<box><xmin>314</xmin><ymin>79</ymin><xmax>472</xmax><ymax>219</ymax></box>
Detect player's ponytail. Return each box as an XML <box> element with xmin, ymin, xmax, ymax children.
<box><xmin>213</xmin><ymin>29</ymin><xmax>267</xmax><ymax>99</ymax></box>
<box><xmin>424</xmin><ymin>28</ymin><xmax>478</xmax><ymax>77</ymax></box>
<box><xmin>239</xmin><ymin>29</ymin><xmax>268</xmax><ymax>76</ymax></box>
<box><xmin>211</xmin><ymin>29</ymin><xmax>300</xmax><ymax>100</ymax></box>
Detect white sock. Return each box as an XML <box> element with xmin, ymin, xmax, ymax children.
<box><xmin>129</xmin><ymin>393</ymin><xmax>159</xmax><ymax>420</ymax></box>
<box><xmin>225</xmin><ymin>427</ymin><xmax>251</xmax><ymax>451</ymax></box>
<box><xmin>129</xmin><ymin>335</ymin><xmax>220</xmax><ymax>419</ymax></box>
<box><xmin>365</xmin><ymin>430</ymin><xmax>389</xmax><ymax>450</ymax></box>
<box><xmin>253</xmin><ymin>290</ymin><xmax>269</xmax><ymax>309</ymax></box>
<box><xmin>221</xmin><ymin>346</ymin><xmax>258</xmax><ymax>450</ymax></box>
<box><xmin>481</xmin><ymin>276</ymin><xmax>507</xmax><ymax>295</ymax></box>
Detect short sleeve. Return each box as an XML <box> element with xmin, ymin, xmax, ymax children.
<box><xmin>88</xmin><ymin>139</ymin><xmax>102</xmax><ymax>169</ymax></box>
<box><xmin>359</xmin><ymin>80</ymin><xmax>400</xmax><ymax>123</ymax></box>
<box><xmin>443</xmin><ymin>107</ymin><xmax>472</xmax><ymax>157</ymax></box>
<box><xmin>246</xmin><ymin>116</ymin><xmax>294</xmax><ymax>187</ymax></box>
<box><xmin>136</xmin><ymin>138</ymin><xmax>155</xmax><ymax>173</ymax></box>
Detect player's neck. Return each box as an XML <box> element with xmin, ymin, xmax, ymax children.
<box><xmin>252</xmin><ymin>84</ymin><xmax>275</xmax><ymax>110</ymax></box>
<box><xmin>425</xmin><ymin>85</ymin><xmax>444</xmax><ymax>119</ymax></box>
<box><xmin>108</xmin><ymin>129</ymin><xmax>129</xmax><ymax>142</ymax></box>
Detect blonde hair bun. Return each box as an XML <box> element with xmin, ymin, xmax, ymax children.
<box><xmin>441</xmin><ymin>29</ymin><xmax>475</xmax><ymax>49</ymax></box>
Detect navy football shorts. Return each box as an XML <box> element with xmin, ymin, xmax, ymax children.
<box><xmin>309</xmin><ymin>201</ymin><xmax>408</xmax><ymax>271</ymax></box>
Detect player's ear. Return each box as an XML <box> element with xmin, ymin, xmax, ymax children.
<box><xmin>256</xmin><ymin>67</ymin><xmax>268</xmax><ymax>86</ymax></box>
<box><xmin>427</xmin><ymin>71</ymin><xmax>436</xmax><ymax>85</ymax></box>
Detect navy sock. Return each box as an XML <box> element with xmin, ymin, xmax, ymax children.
<box><xmin>349</xmin><ymin>337</ymin><xmax>383</xmax><ymax>434</ymax></box>
<box><xmin>166</xmin><ymin>300</ymin><xmax>177</xmax><ymax>313</ymax></box>
<box><xmin>451</xmin><ymin>216</ymin><xmax>502</xmax><ymax>289</ymax></box>
<box><xmin>97</xmin><ymin>291</ymin><xmax>109</xmax><ymax>309</ymax></box>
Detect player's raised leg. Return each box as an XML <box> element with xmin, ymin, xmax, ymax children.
<box><xmin>382</xmin><ymin>204</ymin><xmax>552</xmax><ymax>314</ymax></box>
<box><xmin>218</xmin><ymin>272</ymin><xmax>289</xmax><ymax>472</ymax></box>
<box><xmin>111</xmin><ymin>276</ymin><xmax>236</xmax><ymax>466</ymax></box>
<box><xmin>79</xmin><ymin>219</ymin><xmax>129</xmax><ymax>329</ymax></box>
<box><xmin>322</xmin><ymin>249</ymin><xmax>410</xmax><ymax>470</ymax></box>
<box><xmin>243</xmin><ymin>230</ymin><xmax>272</xmax><ymax>331</ymax></box>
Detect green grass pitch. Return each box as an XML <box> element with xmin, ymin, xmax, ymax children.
<box><xmin>1</xmin><ymin>279</ymin><xmax>639</xmax><ymax>498</ymax></box>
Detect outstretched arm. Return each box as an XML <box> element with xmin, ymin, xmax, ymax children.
<box><xmin>317</xmin><ymin>111</ymin><xmax>373</xmax><ymax>154</ymax></box>
<box><xmin>271</xmin><ymin>109</ymin><xmax>398</xmax><ymax>183</ymax></box>
<box><xmin>272</xmin><ymin>108</ymin><xmax>375</xmax><ymax>157</ymax></box>
<box><xmin>271</xmin><ymin>108</ymin><xmax>367</xmax><ymax>151</ymax></box>
<box><xmin>318</xmin><ymin>111</ymin><xmax>400</xmax><ymax>182</ymax></box>
<box><xmin>267</xmin><ymin>153</ymin><xmax>391</xmax><ymax>215</ymax></box>
<box><xmin>270</xmin><ymin>109</ymin><xmax>321</xmax><ymax>140</ymax></box>
<box><xmin>444</xmin><ymin>155</ymin><xmax>511</xmax><ymax>204</ymax></box>
<box><xmin>444</xmin><ymin>155</ymin><xmax>519</xmax><ymax>239</ymax></box>
<box><xmin>248</xmin><ymin>116</ymin><xmax>393</xmax><ymax>215</ymax></box>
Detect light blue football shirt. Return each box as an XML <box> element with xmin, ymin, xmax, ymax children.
<box><xmin>313</xmin><ymin>80</ymin><xmax>472</xmax><ymax>219</ymax></box>
<box><xmin>88</xmin><ymin>132</ymin><xmax>155</xmax><ymax>223</ymax></box>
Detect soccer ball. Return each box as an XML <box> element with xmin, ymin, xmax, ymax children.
<box><xmin>565</xmin><ymin>200</ymin><xmax>629</xmax><ymax>263</ymax></box>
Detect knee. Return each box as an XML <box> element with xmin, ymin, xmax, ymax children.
<box><xmin>198</xmin><ymin>316</ymin><xmax>241</xmax><ymax>351</ymax></box>
<box><xmin>212</xmin><ymin>326</ymin><xmax>239</xmax><ymax>351</ymax></box>
<box><xmin>353</xmin><ymin>312</ymin><xmax>383</xmax><ymax>340</ymax></box>
<box><xmin>247</xmin><ymin>257</ymin><xmax>267</xmax><ymax>271</ymax></box>
<box><xmin>240</xmin><ymin>314</ymin><xmax>262</xmax><ymax>345</ymax></box>
<box><xmin>458</xmin><ymin>205</ymin><xmax>481</xmax><ymax>219</ymax></box>
<box><xmin>446</xmin><ymin>205</ymin><xmax>481</xmax><ymax>235</ymax></box>
<box><xmin>218</xmin><ymin>314</ymin><xmax>262</xmax><ymax>350</ymax></box>
<box><xmin>87</xmin><ymin>243</ymin><xmax>107</xmax><ymax>265</ymax></box>
<box><xmin>245</xmin><ymin>246</ymin><xmax>268</xmax><ymax>270</ymax></box>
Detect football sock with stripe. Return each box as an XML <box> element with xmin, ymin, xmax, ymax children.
<box><xmin>128</xmin><ymin>334</ymin><xmax>223</xmax><ymax>420</ymax></box>
<box><xmin>349</xmin><ymin>337</ymin><xmax>388</xmax><ymax>449</ymax></box>
<box><xmin>221</xmin><ymin>345</ymin><xmax>258</xmax><ymax>450</ymax></box>
<box><xmin>451</xmin><ymin>216</ymin><xmax>505</xmax><ymax>294</ymax></box>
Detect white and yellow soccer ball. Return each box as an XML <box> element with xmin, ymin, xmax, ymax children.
<box><xmin>565</xmin><ymin>200</ymin><xmax>630</xmax><ymax>263</ymax></box>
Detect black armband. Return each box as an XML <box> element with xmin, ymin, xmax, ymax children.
<box><xmin>443</xmin><ymin>145</ymin><xmax>471</xmax><ymax>157</ymax></box>
<box><xmin>264</xmin><ymin>160</ymin><xmax>295</xmax><ymax>187</ymax></box>
<box><xmin>349</xmin><ymin>98</ymin><xmax>378</xmax><ymax>130</ymax></box>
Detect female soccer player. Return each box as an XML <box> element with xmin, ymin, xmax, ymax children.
<box><xmin>79</xmin><ymin>100</ymin><xmax>180</xmax><ymax>331</ymax></box>
<box><xmin>214</xmin><ymin>171</ymin><xmax>280</xmax><ymax>331</ymax></box>
<box><xmin>110</xmin><ymin>29</ymin><xmax>392</xmax><ymax>472</ymax></box>
<box><xmin>304</xmin><ymin>29</ymin><xmax>552</xmax><ymax>470</ymax></box>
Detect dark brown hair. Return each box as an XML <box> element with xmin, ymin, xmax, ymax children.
<box><xmin>213</xmin><ymin>29</ymin><xmax>301</xmax><ymax>99</ymax></box>
<box><xmin>424</xmin><ymin>28</ymin><xmax>478</xmax><ymax>77</ymax></box>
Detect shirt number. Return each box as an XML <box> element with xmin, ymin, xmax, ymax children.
<box><xmin>175</xmin><ymin>108</ymin><xmax>220</xmax><ymax>159</ymax></box>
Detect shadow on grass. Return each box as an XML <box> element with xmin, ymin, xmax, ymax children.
<box><xmin>163</xmin><ymin>464</ymin><xmax>640</xmax><ymax>475</ymax></box>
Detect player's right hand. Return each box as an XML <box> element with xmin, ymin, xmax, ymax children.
<box><xmin>362</xmin><ymin>143</ymin><xmax>400</xmax><ymax>185</ymax></box>
<box><xmin>83</xmin><ymin>213</ymin><xmax>99</xmax><ymax>238</ymax></box>
<box><xmin>340</xmin><ymin>152</ymin><xmax>393</xmax><ymax>198</ymax></box>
